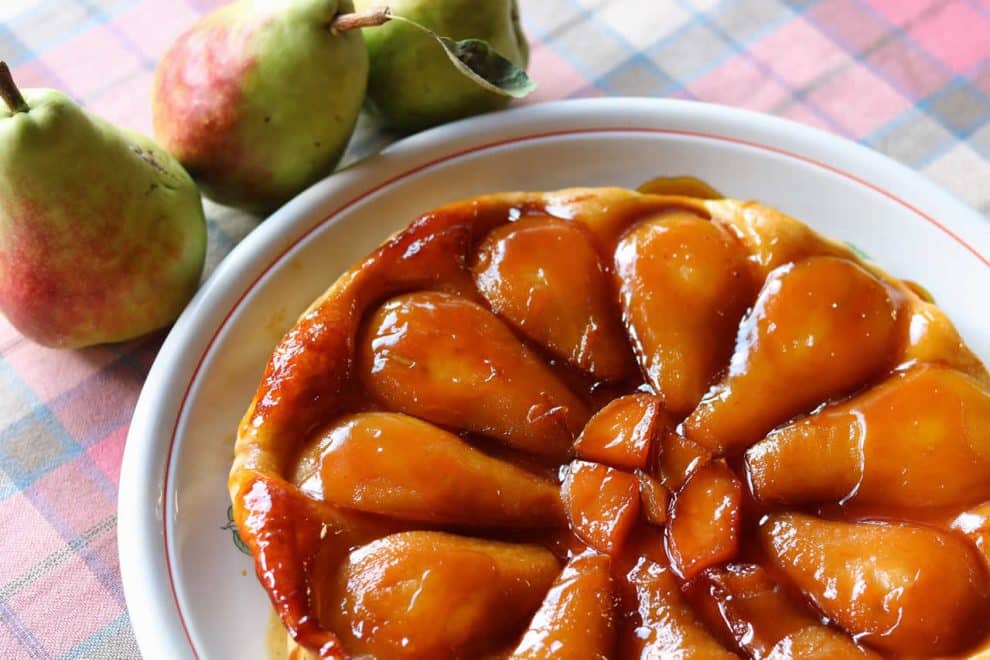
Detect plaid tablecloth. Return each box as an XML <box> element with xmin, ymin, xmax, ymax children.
<box><xmin>0</xmin><ymin>0</ymin><xmax>988</xmax><ymax>657</ymax></box>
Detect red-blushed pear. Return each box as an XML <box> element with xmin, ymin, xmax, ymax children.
<box><xmin>0</xmin><ymin>62</ymin><xmax>205</xmax><ymax>349</ymax></box>
<box><xmin>760</xmin><ymin>512</ymin><xmax>990</xmax><ymax>656</ymax></box>
<box><xmin>510</xmin><ymin>552</ymin><xmax>616</xmax><ymax>659</ymax></box>
<box><xmin>326</xmin><ymin>531</ymin><xmax>559</xmax><ymax>658</ymax></box>
<box><xmin>153</xmin><ymin>0</ymin><xmax>367</xmax><ymax>213</ymax></box>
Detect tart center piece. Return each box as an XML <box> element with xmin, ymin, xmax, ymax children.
<box><xmin>230</xmin><ymin>185</ymin><xmax>990</xmax><ymax>659</ymax></box>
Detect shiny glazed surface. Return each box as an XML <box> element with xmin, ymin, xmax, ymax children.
<box><xmin>229</xmin><ymin>182</ymin><xmax>990</xmax><ymax>659</ymax></box>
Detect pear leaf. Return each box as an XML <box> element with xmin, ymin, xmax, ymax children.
<box><xmin>436</xmin><ymin>37</ymin><xmax>536</xmax><ymax>98</ymax></box>
<box><xmin>389</xmin><ymin>15</ymin><xmax>536</xmax><ymax>98</ymax></box>
<box><xmin>843</xmin><ymin>241</ymin><xmax>870</xmax><ymax>260</ymax></box>
<box><xmin>222</xmin><ymin>504</ymin><xmax>251</xmax><ymax>556</ymax></box>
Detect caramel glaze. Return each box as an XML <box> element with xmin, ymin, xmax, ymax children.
<box><xmin>230</xmin><ymin>180</ymin><xmax>990</xmax><ymax>659</ymax></box>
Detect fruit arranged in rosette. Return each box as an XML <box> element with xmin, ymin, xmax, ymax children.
<box><xmin>229</xmin><ymin>183</ymin><xmax>990</xmax><ymax>659</ymax></box>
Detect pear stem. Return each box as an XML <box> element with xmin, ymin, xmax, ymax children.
<box><xmin>331</xmin><ymin>6</ymin><xmax>391</xmax><ymax>33</ymax></box>
<box><xmin>0</xmin><ymin>62</ymin><xmax>29</xmax><ymax>114</ymax></box>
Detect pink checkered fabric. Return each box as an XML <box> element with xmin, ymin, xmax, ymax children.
<box><xmin>0</xmin><ymin>0</ymin><xmax>988</xmax><ymax>657</ymax></box>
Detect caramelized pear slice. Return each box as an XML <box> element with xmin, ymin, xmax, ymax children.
<box><xmin>685</xmin><ymin>256</ymin><xmax>899</xmax><ymax>454</ymax></box>
<box><xmin>765</xmin><ymin>626</ymin><xmax>878</xmax><ymax>659</ymax></box>
<box><xmin>510</xmin><ymin>552</ymin><xmax>616</xmax><ymax>659</ymax></box>
<box><xmin>747</xmin><ymin>365</ymin><xmax>990</xmax><ymax>508</ymax></box>
<box><xmin>658</xmin><ymin>431</ymin><xmax>711</xmax><ymax>490</ymax></box>
<box><xmin>615</xmin><ymin>213</ymin><xmax>754</xmax><ymax>415</ymax></box>
<box><xmin>328</xmin><ymin>531</ymin><xmax>559</xmax><ymax>659</ymax></box>
<box><xmin>636</xmin><ymin>469</ymin><xmax>670</xmax><ymax>526</ymax></box>
<box><xmin>562</xmin><ymin>460</ymin><xmax>640</xmax><ymax>555</ymax></box>
<box><xmin>666</xmin><ymin>461</ymin><xmax>742</xmax><ymax>580</ymax></box>
<box><xmin>574</xmin><ymin>393</ymin><xmax>665</xmax><ymax>470</ymax></box>
<box><xmin>233</xmin><ymin>474</ymin><xmax>407</xmax><ymax>657</ymax></box>
<box><xmin>898</xmin><ymin>298</ymin><xmax>990</xmax><ymax>384</ymax></box>
<box><xmin>623</xmin><ymin>556</ymin><xmax>737</xmax><ymax>659</ymax></box>
<box><xmin>692</xmin><ymin>564</ymin><xmax>875</xmax><ymax>659</ymax></box>
<box><xmin>359</xmin><ymin>291</ymin><xmax>589</xmax><ymax>459</ymax></box>
<box><xmin>473</xmin><ymin>217</ymin><xmax>634</xmax><ymax>381</ymax></box>
<box><xmin>760</xmin><ymin>513</ymin><xmax>990</xmax><ymax>655</ymax></box>
<box><xmin>308</xmin><ymin>412</ymin><xmax>564</xmax><ymax>527</ymax></box>
<box><xmin>951</xmin><ymin>501</ymin><xmax>990</xmax><ymax>571</ymax></box>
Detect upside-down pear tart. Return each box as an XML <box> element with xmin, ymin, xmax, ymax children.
<box><xmin>229</xmin><ymin>180</ymin><xmax>990</xmax><ymax>659</ymax></box>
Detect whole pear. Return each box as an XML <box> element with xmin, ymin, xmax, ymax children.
<box><xmin>153</xmin><ymin>0</ymin><xmax>368</xmax><ymax>213</ymax></box>
<box><xmin>354</xmin><ymin>0</ymin><xmax>529</xmax><ymax>133</ymax></box>
<box><xmin>0</xmin><ymin>64</ymin><xmax>206</xmax><ymax>349</ymax></box>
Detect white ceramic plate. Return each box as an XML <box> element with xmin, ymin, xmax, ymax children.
<box><xmin>118</xmin><ymin>98</ymin><xmax>990</xmax><ymax>660</ymax></box>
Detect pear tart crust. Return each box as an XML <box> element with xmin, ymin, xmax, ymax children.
<box><xmin>229</xmin><ymin>186</ymin><xmax>990</xmax><ymax>660</ymax></box>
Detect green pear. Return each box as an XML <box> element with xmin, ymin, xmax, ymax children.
<box><xmin>0</xmin><ymin>63</ymin><xmax>206</xmax><ymax>349</ymax></box>
<box><xmin>354</xmin><ymin>0</ymin><xmax>529</xmax><ymax>133</ymax></box>
<box><xmin>153</xmin><ymin>0</ymin><xmax>368</xmax><ymax>213</ymax></box>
